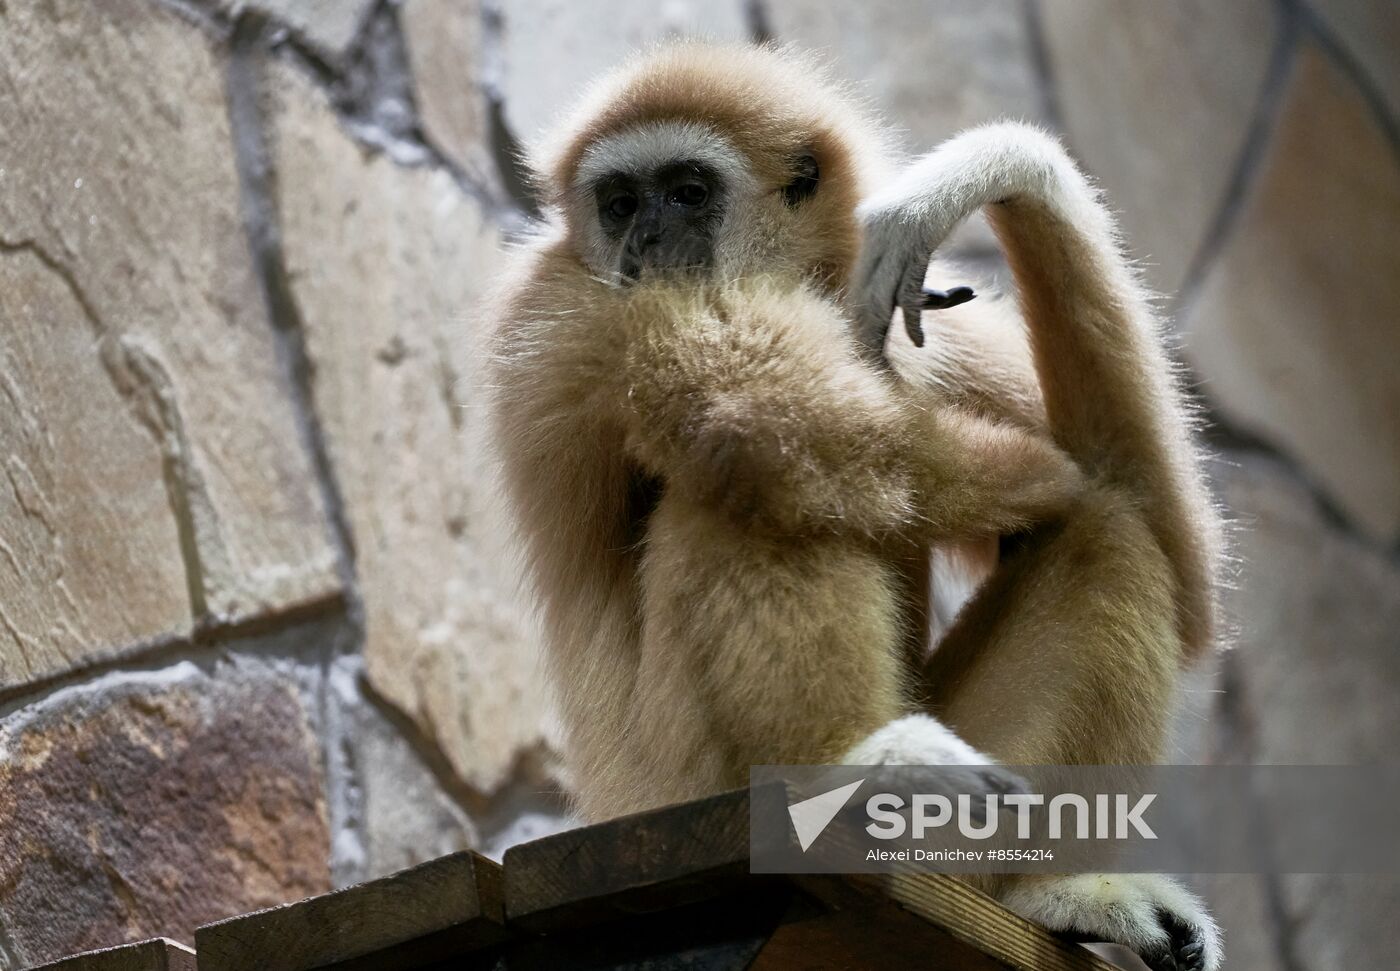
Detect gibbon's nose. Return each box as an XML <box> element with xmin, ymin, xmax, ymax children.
<box><xmin>620</xmin><ymin>202</ymin><xmax>671</xmax><ymax>282</ymax></box>
<box><xmin>635</xmin><ymin>210</ymin><xmax>664</xmax><ymax>251</ymax></box>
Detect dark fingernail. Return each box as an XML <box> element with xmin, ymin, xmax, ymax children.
<box><xmin>921</xmin><ymin>285</ymin><xmax>977</xmax><ymax>310</ymax></box>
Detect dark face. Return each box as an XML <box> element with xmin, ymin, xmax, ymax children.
<box><xmin>594</xmin><ymin>161</ymin><xmax>726</xmax><ymax>283</ymax></box>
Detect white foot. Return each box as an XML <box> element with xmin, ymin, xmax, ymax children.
<box><xmin>1001</xmin><ymin>873</ymin><xmax>1221</xmax><ymax>971</ymax></box>
<box><xmin>842</xmin><ymin>713</ymin><xmax>1027</xmax><ymax>797</ymax></box>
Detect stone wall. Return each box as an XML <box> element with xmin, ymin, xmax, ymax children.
<box><xmin>0</xmin><ymin>1</ymin><xmax>1395</xmax><ymax>968</ymax></box>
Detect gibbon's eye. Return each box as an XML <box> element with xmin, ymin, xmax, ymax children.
<box><xmin>607</xmin><ymin>191</ymin><xmax>639</xmax><ymax>220</ymax></box>
<box><xmin>671</xmin><ymin>182</ymin><xmax>709</xmax><ymax>207</ymax></box>
<box><xmin>783</xmin><ymin>151</ymin><xmax>820</xmax><ymax>206</ymax></box>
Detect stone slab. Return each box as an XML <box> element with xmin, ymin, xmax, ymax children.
<box><xmin>0</xmin><ymin>0</ymin><xmax>342</xmax><ymax>691</ymax></box>
<box><xmin>0</xmin><ymin>660</ymin><xmax>331</xmax><ymax>966</ymax></box>
<box><xmin>1185</xmin><ymin>45</ymin><xmax>1400</xmax><ymax>541</ymax></box>
<box><xmin>1040</xmin><ymin>0</ymin><xmax>1276</xmax><ymax>295</ymax></box>
<box><xmin>266</xmin><ymin>64</ymin><xmax>551</xmax><ymax>791</ymax></box>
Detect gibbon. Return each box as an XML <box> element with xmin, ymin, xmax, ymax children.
<box><xmin>488</xmin><ymin>42</ymin><xmax>1222</xmax><ymax>971</ymax></box>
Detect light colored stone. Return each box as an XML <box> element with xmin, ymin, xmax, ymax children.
<box><xmin>1282</xmin><ymin>873</ymin><xmax>1400</xmax><ymax>970</ymax></box>
<box><xmin>1196</xmin><ymin>873</ymin><xmax>1283</xmax><ymax>971</ymax></box>
<box><xmin>1214</xmin><ymin>459</ymin><xmax>1400</xmax><ymax>764</ymax></box>
<box><xmin>0</xmin><ymin>0</ymin><xmax>341</xmax><ymax>689</ymax></box>
<box><xmin>327</xmin><ymin>658</ymin><xmax>478</xmax><ymax>886</ymax></box>
<box><xmin>766</xmin><ymin>0</ymin><xmax>1043</xmax><ymax>154</ymax></box>
<box><xmin>497</xmin><ymin>0</ymin><xmax>751</xmax><ymax>145</ymax></box>
<box><xmin>0</xmin><ymin>248</ymin><xmax>192</xmax><ymax>686</ymax></box>
<box><xmin>1199</xmin><ymin>459</ymin><xmax>1400</xmax><ymax>967</ymax></box>
<box><xmin>267</xmin><ymin>64</ymin><xmax>551</xmax><ymax>792</ymax></box>
<box><xmin>1314</xmin><ymin>0</ymin><xmax>1400</xmax><ymax>120</ymax></box>
<box><xmin>1185</xmin><ymin>45</ymin><xmax>1400</xmax><ymax>542</ymax></box>
<box><xmin>401</xmin><ymin>0</ymin><xmax>498</xmax><ymax>189</ymax></box>
<box><xmin>0</xmin><ymin>659</ymin><xmax>330</xmax><ymax>966</ymax></box>
<box><xmin>217</xmin><ymin>0</ymin><xmax>375</xmax><ymax>58</ymax></box>
<box><xmin>1040</xmin><ymin>0</ymin><xmax>1276</xmax><ymax>296</ymax></box>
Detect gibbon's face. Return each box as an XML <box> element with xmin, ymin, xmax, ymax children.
<box><xmin>568</xmin><ymin>121</ymin><xmax>820</xmax><ymax>285</ymax></box>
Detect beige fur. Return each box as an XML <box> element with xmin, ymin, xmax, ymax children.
<box><xmin>487</xmin><ymin>42</ymin><xmax>1221</xmax><ymax>969</ymax></box>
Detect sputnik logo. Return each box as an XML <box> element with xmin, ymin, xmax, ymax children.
<box><xmin>787</xmin><ymin>779</ymin><xmax>865</xmax><ymax>852</ymax></box>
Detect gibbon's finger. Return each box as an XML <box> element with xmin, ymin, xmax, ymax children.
<box><xmin>897</xmin><ymin>256</ymin><xmax>931</xmax><ymax>347</ymax></box>
<box><xmin>902</xmin><ymin>305</ymin><xmax>926</xmax><ymax>348</ymax></box>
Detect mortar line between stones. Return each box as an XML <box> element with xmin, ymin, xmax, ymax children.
<box><xmin>479</xmin><ymin>0</ymin><xmax>540</xmax><ymax>217</ymax></box>
<box><xmin>0</xmin><ymin>594</ymin><xmax>347</xmax><ymax>717</ymax></box>
<box><xmin>1295</xmin><ymin>0</ymin><xmax>1400</xmax><ymax>160</ymax></box>
<box><xmin>225</xmin><ymin>17</ymin><xmax>376</xmax><ymax>873</ymax></box>
<box><xmin>1212</xmin><ymin>652</ymin><xmax>1309</xmax><ymax>971</ymax></box>
<box><xmin>151</xmin><ymin>0</ymin><xmax>518</xmax><ymax>222</ymax></box>
<box><xmin>356</xmin><ymin>672</ymin><xmax>567</xmax><ymax>825</ymax></box>
<box><xmin>292</xmin><ymin>0</ymin><xmax>524</xmax><ymax>220</ymax></box>
<box><xmin>1198</xmin><ymin>397</ymin><xmax>1400</xmax><ymax>565</ymax></box>
<box><xmin>226</xmin><ymin>14</ymin><xmax>362</xmax><ymax>611</ymax></box>
<box><xmin>1021</xmin><ymin>0</ymin><xmax>1064</xmax><ymax>132</ymax></box>
<box><xmin>744</xmin><ymin>0</ymin><xmax>775</xmax><ymax>45</ymax></box>
<box><xmin>1172</xmin><ymin>0</ymin><xmax>1302</xmax><ymax>324</ymax></box>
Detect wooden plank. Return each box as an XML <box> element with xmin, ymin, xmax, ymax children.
<box><xmin>860</xmin><ymin>873</ymin><xmax>1117</xmax><ymax>971</ymax></box>
<box><xmin>751</xmin><ymin>880</ymin><xmax>1009</xmax><ymax>971</ymax></box>
<box><xmin>504</xmin><ymin>884</ymin><xmax>794</xmax><ymax>971</ymax></box>
<box><xmin>503</xmin><ymin>787</ymin><xmax>759</xmax><ymax>933</ymax></box>
<box><xmin>26</xmin><ymin>938</ymin><xmax>196</xmax><ymax>971</ymax></box>
<box><xmin>195</xmin><ymin>851</ymin><xmax>507</xmax><ymax>971</ymax></box>
<box><xmin>779</xmin><ymin>785</ymin><xmax>1116</xmax><ymax>969</ymax></box>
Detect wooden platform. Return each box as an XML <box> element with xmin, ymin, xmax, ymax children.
<box><xmin>34</xmin><ymin>789</ymin><xmax>1115</xmax><ymax>971</ymax></box>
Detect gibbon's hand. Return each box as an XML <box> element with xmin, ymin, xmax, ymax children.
<box><xmin>852</xmin><ymin>203</ymin><xmax>975</xmax><ymax>357</ymax></box>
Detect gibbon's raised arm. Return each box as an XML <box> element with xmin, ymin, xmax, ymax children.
<box><xmin>855</xmin><ymin>123</ymin><xmax>1220</xmax><ymax>656</ymax></box>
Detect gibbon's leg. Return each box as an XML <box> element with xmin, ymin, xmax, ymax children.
<box><xmin>628</xmin><ymin>490</ymin><xmax>1029</xmax><ymax>801</ymax></box>
<box><xmin>854</xmin><ymin>124</ymin><xmax>1222</xmax><ymax>971</ymax></box>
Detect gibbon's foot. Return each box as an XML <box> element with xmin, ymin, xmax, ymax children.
<box><xmin>851</xmin><ymin>215</ymin><xmax>931</xmax><ymax>356</ymax></box>
<box><xmin>848</xmin><ymin>207</ymin><xmax>976</xmax><ymax>352</ymax></box>
<box><xmin>1001</xmin><ymin>874</ymin><xmax>1221</xmax><ymax>971</ymax></box>
<box><xmin>841</xmin><ymin>713</ymin><xmax>1029</xmax><ymax>805</ymax></box>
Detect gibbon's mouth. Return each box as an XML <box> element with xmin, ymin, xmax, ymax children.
<box><xmin>617</xmin><ymin>253</ymin><xmax>715</xmax><ymax>286</ymax></box>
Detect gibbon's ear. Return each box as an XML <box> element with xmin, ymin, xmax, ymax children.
<box><xmin>782</xmin><ymin>151</ymin><xmax>820</xmax><ymax>206</ymax></box>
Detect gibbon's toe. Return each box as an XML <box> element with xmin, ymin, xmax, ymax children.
<box><xmin>1137</xmin><ymin>909</ymin><xmax>1211</xmax><ymax>971</ymax></box>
